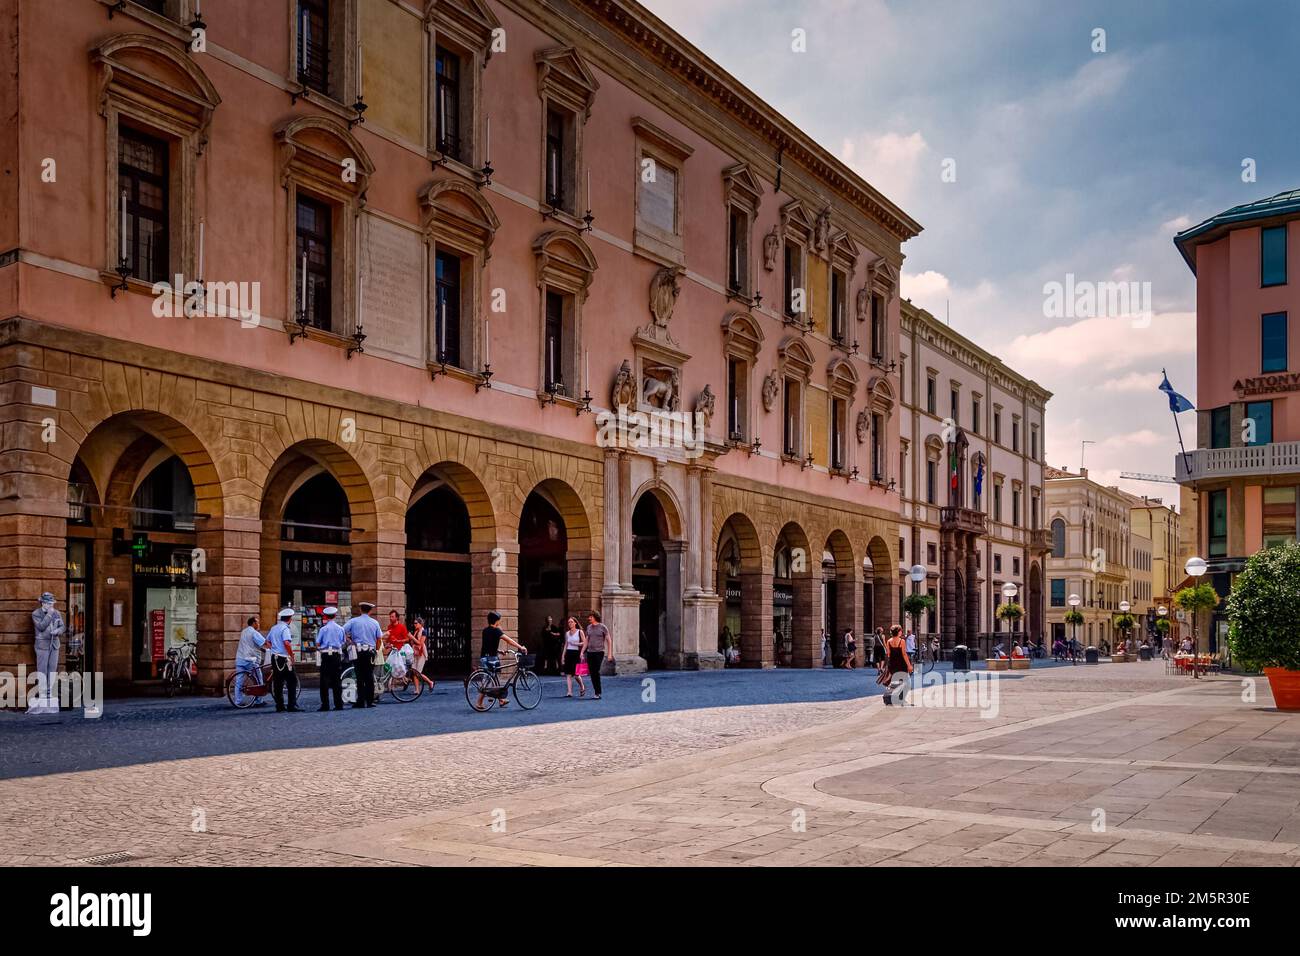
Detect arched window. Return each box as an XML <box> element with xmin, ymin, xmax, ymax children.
<box><xmin>1051</xmin><ymin>518</ymin><xmax>1066</xmax><ymax>558</ymax></box>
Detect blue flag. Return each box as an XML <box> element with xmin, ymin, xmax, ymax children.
<box><xmin>1158</xmin><ymin>372</ymin><xmax>1194</xmax><ymax>414</ymax></box>
<box><xmin>974</xmin><ymin>458</ymin><xmax>984</xmax><ymax>497</ymax></box>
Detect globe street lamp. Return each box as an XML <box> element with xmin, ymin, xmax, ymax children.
<box><xmin>1119</xmin><ymin>599</ymin><xmax>1131</xmax><ymax>653</ymax></box>
<box><xmin>1157</xmin><ymin>604</ymin><xmax>1168</xmax><ymax>658</ymax></box>
<box><xmin>1185</xmin><ymin>556</ymin><xmax>1207</xmax><ymax>675</ymax></box>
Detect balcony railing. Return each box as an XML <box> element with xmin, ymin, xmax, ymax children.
<box><xmin>940</xmin><ymin>506</ymin><xmax>987</xmax><ymax>535</ymax></box>
<box><xmin>1175</xmin><ymin>441</ymin><xmax>1300</xmax><ymax>483</ymax></box>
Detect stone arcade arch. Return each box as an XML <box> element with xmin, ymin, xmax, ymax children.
<box><xmin>516</xmin><ymin>478</ymin><xmax>595</xmax><ymax>654</ymax></box>
<box><xmin>259</xmin><ymin>440</ymin><xmax>379</xmax><ymax>665</ymax></box>
<box><xmin>404</xmin><ymin>460</ymin><xmax>495</xmax><ymax>675</ymax></box>
<box><xmin>66</xmin><ymin>411</ymin><xmax>226</xmax><ymax>690</ymax></box>
<box><xmin>715</xmin><ymin>512</ymin><xmax>765</xmax><ymax>667</ymax></box>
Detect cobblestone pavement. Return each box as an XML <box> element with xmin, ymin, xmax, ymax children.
<box><xmin>2</xmin><ymin>661</ymin><xmax>1298</xmax><ymax>867</ymax></box>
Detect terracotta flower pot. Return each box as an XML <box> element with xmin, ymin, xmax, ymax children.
<box><xmin>1264</xmin><ymin>668</ymin><xmax>1300</xmax><ymax>712</ymax></box>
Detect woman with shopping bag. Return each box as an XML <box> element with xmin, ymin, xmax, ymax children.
<box><xmin>561</xmin><ymin>615</ymin><xmax>586</xmax><ymax>698</ymax></box>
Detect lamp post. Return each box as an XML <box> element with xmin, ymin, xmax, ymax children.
<box><xmin>1068</xmin><ymin>593</ymin><xmax>1081</xmax><ymax>660</ymax></box>
<box><xmin>1157</xmin><ymin>604</ymin><xmax>1168</xmax><ymax>659</ymax></box>
<box><xmin>909</xmin><ymin>564</ymin><xmax>926</xmax><ymax>666</ymax></box>
<box><xmin>1002</xmin><ymin>581</ymin><xmax>1019</xmax><ymax>655</ymax></box>
<box><xmin>1119</xmin><ymin>599</ymin><xmax>1131</xmax><ymax>654</ymax></box>
<box><xmin>1185</xmin><ymin>556</ymin><xmax>1207</xmax><ymax>677</ymax></box>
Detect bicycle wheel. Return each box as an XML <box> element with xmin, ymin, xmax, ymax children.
<box><xmin>225</xmin><ymin>671</ymin><xmax>258</xmax><ymax>709</ymax></box>
<box><xmin>162</xmin><ymin>662</ymin><xmax>177</xmax><ymax>696</ymax></box>
<box><xmin>512</xmin><ymin>669</ymin><xmax>542</xmax><ymax>710</ymax></box>
<box><xmin>466</xmin><ymin>671</ymin><xmax>498</xmax><ymax>712</ymax></box>
<box><xmin>922</xmin><ymin>652</ymin><xmax>935</xmax><ymax>676</ymax></box>
<box><xmin>340</xmin><ymin>666</ymin><xmax>358</xmax><ymax>705</ymax></box>
<box><xmin>390</xmin><ymin>671</ymin><xmax>421</xmax><ymax>702</ymax></box>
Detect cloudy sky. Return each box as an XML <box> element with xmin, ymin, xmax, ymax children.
<box><xmin>643</xmin><ymin>0</ymin><xmax>1300</xmax><ymax>505</ymax></box>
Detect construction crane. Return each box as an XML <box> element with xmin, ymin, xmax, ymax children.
<box><xmin>1120</xmin><ymin>471</ymin><xmax>1177</xmax><ymax>484</ymax></box>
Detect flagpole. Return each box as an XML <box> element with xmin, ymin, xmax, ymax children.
<box><xmin>1164</xmin><ymin>367</ymin><xmax>1193</xmax><ymax>474</ymax></box>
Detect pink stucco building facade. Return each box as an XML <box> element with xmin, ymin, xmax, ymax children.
<box><xmin>0</xmin><ymin>0</ymin><xmax>920</xmax><ymax>690</ymax></box>
<box><xmin>1175</xmin><ymin>189</ymin><xmax>1300</xmax><ymax>647</ymax></box>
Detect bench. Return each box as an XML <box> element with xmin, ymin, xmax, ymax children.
<box><xmin>986</xmin><ymin>658</ymin><xmax>1010</xmax><ymax>671</ymax></box>
<box><xmin>1010</xmin><ymin>658</ymin><xmax>1031</xmax><ymax>670</ymax></box>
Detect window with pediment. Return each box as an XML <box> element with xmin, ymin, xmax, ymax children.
<box><xmin>276</xmin><ymin>115</ymin><xmax>374</xmax><ymax>340</ymax></box>
<box><xmin>427</xmin><ymin>0</ymin><xmax>501</xmax><ymax>173</ymax></box>
<box><xmin>723</xmin><ymin>163</ymin><xmax>763</xmax><ymax>304</ymax></box>
<box><xmin>722</xmin><ymin>311</ymin><xmax>763</xmax><ymax>444</ymax></box>
<box><xmin>420</xmin><ymin>178</ymin><xmax>499</xmax><ymax>373</ymax></box>
<box><xmin>533</xmin><ymin>230</ymin><xmax>597</xmax><ymax>402</ymax></box>
<box><xmin>536</xmin><ymin>48</ymin><xmax>598</xmax><ymax>225</ymax></box>
<box><xmin>93</xmin><ymin>33</ymin><xmax>221</xmax><ymax>294</ymax></box>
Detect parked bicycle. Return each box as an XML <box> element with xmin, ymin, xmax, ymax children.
<box><xmin>161</xmin><ymin>641</ymin><xmax>198</xmax><ymax>696</ymax></box>
<box><xmin>465</xmin><ymin>650</ymin><xmax>542</xmax><ymax>712</ymax></box>
<box><xmin>224</xmin><ymin>660</ymin><xmax>302</xmax><ymax>709</ymax></box>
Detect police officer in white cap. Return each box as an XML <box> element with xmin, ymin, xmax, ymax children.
<box><xmin>343</xmin><ymin>601</ymin><xmax>382</xmax><ymax>708</ymax></box>
<box><xmin>316</xmin><ymin>606</ymin><xmax>345</xmax><ymax>711</ymax></box>
<box><xmin>267</xmin><ymin>608</ymin><xmax>301</xmax><ymax>712</ymax></box>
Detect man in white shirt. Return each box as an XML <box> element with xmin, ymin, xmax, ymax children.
<box><xmin>232</xmin><ymin>614</ymin><xmax>266</xmax><ymax>707</ymax></box>
<box><xmin>905</xmin><ymin>630</ymin><xmax>917</xmax><ymax>656</ymax></box>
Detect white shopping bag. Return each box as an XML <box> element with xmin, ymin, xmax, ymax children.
<box><xmin>386</xmin><ymin>647</ymin><xmax>407</xmax><ymax>678</ymax></box>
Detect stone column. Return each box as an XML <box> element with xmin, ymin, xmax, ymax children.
<box><xmin>838</xmin><ymin>566</ymin><xmax>864</xmax><ymax>664</ymax></box>
<box><xmin>617</xmin><ymin>453</ymin><xmax>634</xmax><ymax>588</ymax></box>
<box><xmin>351</xmin><ymin>525</ymin><xmax>406</xmax><ymax>617</ymax></box>
<box><xmin>792</xmin><ymin>569</ymin><xmax>823</xmax><ymax>668</ymax></box>
<box><xmin>194</xmin><ymin>515</ymin><xmax>261</xmax><ymax>693</ymax></box>
<box><xmin>965</xmin><ymin>534</ymin><xmax>981</xmax><ymax>653</ymax></box>
<box><xmin>602</xmin><ymin>451</ymin><xmax>620</xmax><ymax>592</ymax></box>
<box><xmin>941</xmin><ymin>530</ymin><xmax>958</xmax><ymax>647</ymax></box>
<box><xmin>472</xmin><ymin>544</ymin><xmax>517</xmax><ymax>635</ymax></box>
<box><xmin>661</xmin><ymin>539</ymin><xmax>686</xmax><ymax>668</ymax></box>
<box><xmin>603</xmin><ymin>451</ymin><xmax>645</xmax><ymax>674</ymax></box>
<box><xmin>684</xmin><ymin>467</ymin><xmax>702</xmax><ymax>594</ymax></box>
<box><xmin>740</xmin><ymin>568</ymin><xmax>774</xmax><ymax>668</ymax></box>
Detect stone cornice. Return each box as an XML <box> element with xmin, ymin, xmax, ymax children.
<box><xmin>499</xmin><ymin>0</ymin><xmax>921</xmax><ymax>249</ymax></box>
<box><xmin>902</xmin><ymin>300</ymin><xmax>1052</xmax><ymax>409</ymax></box>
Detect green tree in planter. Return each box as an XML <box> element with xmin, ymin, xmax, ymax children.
<box><xmin>901</xmin><ymin>592</ymin><xmax>936</xmax><ymax>635</ymax></box>
<box><xmin>1226</xmin><ymin>543</ymin><xmax>1300</xmax><ymax>671</ymax></box>
<box><xmin>1064</xmin><ymin>609</ymin><xmax>1084</xmax><ymax>626</ymax></box>
<box><xmin>1154</xmin><ymin>617</ymin><xmax>1171</xmax><ymax>637</ymax></box>
<box><xmin>1174</xmin><ymin>582</ymin><xmax>1221</xmax><ymax>656</ymax></box>
<box><xmin>1113</xmin><ymin>612</ymin><xmax>1136</xmax><ymax>640</ymax></box>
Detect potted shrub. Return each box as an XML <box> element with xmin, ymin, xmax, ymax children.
<box><xmin>1226</xmin><ymin>543</ymin><xmax>1300</xmax><ymax>711</ymax></box>
<box><xmin>1113</xmin><ymin>612</ymin><xmax>1136</xmax><ymax>660</ymax></box>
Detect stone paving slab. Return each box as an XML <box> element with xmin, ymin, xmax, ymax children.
<box><xmin>2</xmin><ymin>662</ymin><xmax>1298</xmax><ymax>867</ymax></box>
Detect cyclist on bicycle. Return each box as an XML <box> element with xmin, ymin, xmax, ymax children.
<box><xmin>477</xmin><ymin>611</ymin><xmax>526</xmax><ymax>710</ymax></box>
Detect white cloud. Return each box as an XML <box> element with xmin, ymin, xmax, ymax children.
<box><xmin>900</xmin><ymin>269</ymin><xmax>951</xmax><ymax>303</ymax></box>
<box><xmin>1002</xmin><ymin>311</ymin><xmax>1195</xmax><ymax>373</ymax></box>
<box><xmin>839</xmin><ymin>130</ymin><xmax>928</xmax><ymax>206</ymax></box>
<box><xmin>1099</xmin><ymin>371</ymin><xmax>1164</xmax><ymax>393</ymax></box>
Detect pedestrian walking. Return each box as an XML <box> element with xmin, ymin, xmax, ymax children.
<box><xmin>344</xmin><ymin>601</ymin><xmax>382</xmax><ymax>708</ymax></box>
<box><xmin>561</xmin><ymin>615</ymin><xmax>586</xmax><ymax>698</ymax></box>
<box><xmin>842</xmin><ymin>628</ymin><xmax>856</xmax><ymax>668</ymax></box>
<box><xmin>409</xmin><ymin>616</ymin><xmax>435</xmax><ymax>691</ymax></box>
<box><xmin>316</xmin><ymin>606</ymin><xmax>345</xmax><ymax>711</ymax></box>
<box><xmin>883</xmin><ymin>624</ymin><xmax>913</xmax><ymax>706</ymax></box>
<box><xmin>267</xmin><ymin>608</ymin><xmax>301</xmax><ymax>712</ymax></box>
<box><xmin>873</xmin><ymin>626</ymin><xmax>887</xmax><ymax>667</ymax></box>
<box><xmin>233</xmin><ymin>614</ymin><xmax>266</xmax><ymax>708</ymax></box>
<box><xmin>583</xmin><ymin>611</ymin><xmax>611</xmax><ymax>700</ymax></box>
